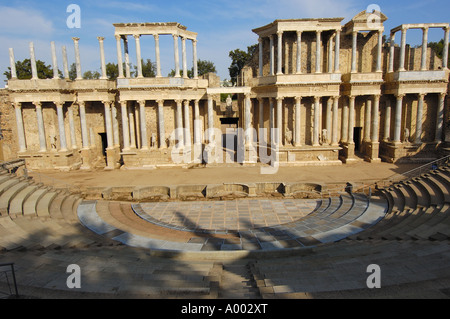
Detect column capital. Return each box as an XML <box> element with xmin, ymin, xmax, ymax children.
<box><xmin>258</xmin><ymin>36</ymin><xmax>263</xmax><ymax>43</ymax></box>
<box><xmin>439</xmin><ymin>92</ymin><xmax>447</xmax><ymax>99</ymax></box>
<box><xmin>175</xmin><ymin>99</ymin><xmax>183</xmax><ymax>105</ymax></box>
<box><xmin>33</xmin><ymin>101</ymin><xmax>42</xmax><ymax>108</ymax></box>
<box><xmin>296</xmin><ymin>30</ymin><xmax>303</xmax><ymax>36</ymax></box>
<box><xmin>295</xmin><ymin>96</ymin><xmax>302</xmax><ymax>102</ymax></box>
<box><xmin>153</xmin><ymin>33</ymin><xmax>159</xmax><ymax>40</ymax></box>
<box><xmin>183</xmin><ymin>99</ymin><xmax>190</xmax><ymax>106</ymax></box>
<box><xmin>396</xmin><ymin>93</ymin><xmax>406</xmax><ymax>100</ymax></box>
<box><xmin>277</xmin><ymin>30</ymin><xmax>283</xmax><ymax>36</ymax></box>
<box><xmin>54</xmin><ymin>101</ymin><xmax>63</xmax><ymax>108</ymax></box>
<box><xmin>72</xmin><ymin>37</ymin><xmax>80</xmax><ymax>42</ymax></box>
<box><xmin>119</xmin><ymin>100</ymin><xmax>128</xmax><ymax>107</ymax></box>
<box><xmin>422</xmin><ymin>26</ymin><xmax>429</xmax><ymax>32</ymax></box>
<box><xmin>102</xmin><ymin>100</ymin><xmax>112</xmax><ymax>106</ymax></box>
<box><xmin>276</xmin><ymin>96</ymin><xmax>283</xmax><ymax>101</ymax></box>
<box><xmin>348</xmin><ymin>95</ymin><xmax>356</xmax><ymax>101</ymax></box>
<box><xmin>156</xmin><ymin>99</ymin><xmax>164</xmax><ymax>105</ymax></box>
<box><xmin>133</xmin><ymin>34</ymin><xmax>140</xmax><ymax>39</ymax></box>
<box><xmin>172</xmin><ymin>34</ymin><xmax>179</xmax><ymax>39</ymax></box>
<box><xmin>136</xmin><ymin>100</ymin><xmax>145</xmax><ymax>106</ymax></box>
<box><xmin>314</xmin><ymin>96</ymin><xmax>321</xmax><ymax>103</ymax></box>
<box><xmin>97</xmin><ymin>36</ymin><xmax>105</xmax><ymax>42</ymax></box>
<box><xmin>78</xmin><ymin>100</ymin><xmax>85</xmax><ymax>107</ymax></box>
<box><xmin>418</xmin><ymin>93</ymin><xmax>427</xmax><ymax>99</ymax></box>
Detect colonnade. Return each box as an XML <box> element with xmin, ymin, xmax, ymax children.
<box><xmin>258</xmin><ymin>28</ymin><xmax>341</xmax><ymax>76</ymax></box>
<box><xmin>389</xmin><ymin>24</ymin><xmax>450</xmax><ymax>72</ymax></box>
<box><xmin>115</xmin><ymin>33</ymin><xmax>198</xmax><ymax>79</ymax></box>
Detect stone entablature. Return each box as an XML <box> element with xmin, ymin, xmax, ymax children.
<box><xmin>2</xmin><ymin>10</ymin><xmax>450</xmax><ymax>170</ymax></box>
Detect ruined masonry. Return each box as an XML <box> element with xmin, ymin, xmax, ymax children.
<box><xmin>1</xmin><ymin>10</ymin><xmax>450</xmax><ymax>171</ymax></box>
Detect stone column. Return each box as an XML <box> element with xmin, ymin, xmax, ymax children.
<box><xmin>415</xmin><ymin>93</ymin><xmax>425</xmax><ymax>144</ymax></box>
<box><xmin>325</xmin><ymin>97</ymin><xmax>333</xmax><ymax>144</ymax></box>
<box><xmin>157</xmin><ymin>100</ymin><xmax>165</xmax><ymax>148</ymax></box>
<box><xmin>376</xmin><ymin>31</ymin><xmax>383</xmax><ymax>72</ymax></box>
<box><xmin>79</xmin><ymin>101</ymin><xmax>89</xmax><ymax>149</ymax></box>
<box><xmin>9</xmin><ymin>48</ymin><xmax>17</xmax><ymax>79</ymax></box>
<box><xmin>34</xmin><ymin>102</ymin><xmax>46</xmax><ymax>152</ymax></box>
<box><xmin>276</xmin><ymin>97</ymin><xmax>283</xmax><ymax>145</ymax></box>
<box><xmin>192</xmin><ymin>39</ymin><xmax>198</xmax><ymax>79</ymax></box>
<box><xmin>134</xmin><ymin>34</ymin><xmax>143</xmax><ymax>78</ymax></box>
<box><xmin>176</xmin><ymin>100</ymin><xmax>184</xmax><ymax>146</ymax></box>
<box><xmin>258</xmin><ymin>37</ymin><xmax>263</xmax><ymax>77</ymax></box>
<box><xmin>193</xmin><ymin>100</ymin><xmax>201</xmax><ymax>145</ymax></box>
<box><xmin>421</xmin><ymin>27</ymin><xmax>429</xmax><ymax>71</ymax></box>
<box><xmin>103</xmin><ymin>101</ymin><xmax>114</xmax><ymax>149</ymax></box>
<box><xmin>277</xmin><ymin>31</ymin><xmax>283</xmax><ymax>75</ymax></box>
<box><xmin>334</xmin><ymin>30</ymin><xmax>341</xmax><ymax>73</ymax></box>
<box><xmin>327</xmin><ymin>35</ymin><xmax>334</xmax><ymax>73</ymax></box>
<box><xmin>123</xmin><ymin>36</ymin><xmax>131</xmax><ymax>78</ymax></box>
<box><xmin>55</xmin><ymin>102</ymin><xmax>68</xmax><ymax>151</ymax></box>
<box><xmin>351</xmin><ymin>31</ymin><xmax>357</xmax><ymax>73</ymax></box>
<box><xmin>269</xmin><ymin>98</ymin><xmax>274</xmax><ymax>144</ymax></box>
<box><xmin>331</xmin><ymin>97</ymin><xmax>339</xmax><ymax>146</ymax></box>
<box><xmin>67</xmin><ymin>103</ymin><xmax>77</xmax><ymax>149</ymax></box>
<box><xmin>341</xmin><ymin>99</ymin><xmax>349</xmax><ymax>143</ymax></box>
<box><xmin>72</xmin><ymin>37</ymin><xmax>82</xmax><ymax>79</ymax></box>
<box><xmin>269</xmin><ymin>35</ymin><xmax>274</xmax><ymax>76</ymax></box>
<box><xmin>29</xmin><ymin>42</ymin><xmax>38</xmax><ymax>80</ymax></box>
<box><xmin>384</xmin><ymin>99</ymin><xmax>392</xmax><ymax>141</ymax></box>
<box><xmin>207</xmin><ymin>97</ymin><xmax>214</xmax><ymax>142</ymax></box>
<box><xmin>137</xmin><ymin>100</ymin><xmax>148</xmax><ymax>149</ymax></box>
<box><xmin>258</xmin><ymin>98</ymin><xmax>264</xmax><ymax>141</ymax></box>
<box><xmin>62</xmin><ymin>46</ymin><xmax>69</xmax><ymax>79</ymax></box>
<box><xmin>14</xmin><ymin>103</ymin><xmax>27</xmax><ymax>152</ymax></box>
<box><xmin>115</xmin><ymin>35</ymin><xmax>124</xmax><ymax>78</ymax></box>
<box><xmin>51</xmin><ymin>41</ymin><xmax>59</xmax><ymax>79</ymax></box>
<box><xmin>154</xmin><ymin>34</ymin><xmax>162</xmax><ymax>77</ymax></box>
<box><xmin>97</xmin><ymin>37</ymin><xmax>107</xmax><ymax>79</ymax></box>
<box><xmin>173</xmin><ymin>35</ymin><xmax>180</xmax><ymax>78</ymax></box>
<box><xmin>393</xmin><ymin>94</ymin><xmax>404</xmax><ymax>143</ymax></box>
<box><xmin>128</xmin><ymin>104</ymin><xmax>136</xmax><ymax>148</ymax></box>
<box><xmin>315</xmin><ymin>31</ymin><xmax>322</xmax><ymax>73</ymax></box>
<box><xmin>348</xmin><ymin>95</ymin><xmax>355</xmax><ymax>144</ymax></box>
<box><xmin>388</xmin><ymin>32</ymin><xmax>396</xmax><ymax>73</ymax></box>
<box><xmin>371</xmin><ymin>95</ymin><xmax>380</xmax><ymax>143</ymax></box>
<box><xmin>399</xmin><ymin>28</ymin><xmax>407</xmax><ymax>71</ymax></box>
<box><xmin>443</xmin><ymin>27</ymin><xmax>449</xmax><ymax>69</ymax></box>
<box><xmin>296</xmin><ymin>31</ymin><xmax>302</xmax><ymax>74</ymax></box>
<box><xmin>364</xmin><ymin>98</ymin><xmax>372</xmax><ymax>142</ymax></box>
<box><xmin>294</xmin><ymin>96</ymin><xmax>301</xmax><ymax>146</ymax></box>
<box><xmin>245</xmin><ymin>94</ymin><xmax>252</xmax><ymax>145</ymax></box>
<box><xmin>435</xmin><ymin>93</ymin><xmax>445</xmax><ymax>143</ymax></box>
<box><xmin>313</xmin><ymin>96</ymin><xmax>321</xmax><ymax>146</ymax></box>
<box><xmin>120</xmin><ymin>101</ymin><xmax>130</xmax><ymax>150</ymax></box>
<box><xmin>183</xmin><ymin>100</ymin><xmax>191</xmax><ymax>146</ymax></box>
<box><xmin>111</xmin><ymin>104</ymin><xmax>120</xmax><ymax>147</ymax></box>
<box><xmin>181</xmin><ymin>37</ymin><xmax>188</xmax><ymax>78</ymax></box>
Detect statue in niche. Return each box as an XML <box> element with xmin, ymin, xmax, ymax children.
<box><xmin>403</xmin><ymin>128</ymin><xmax>410</xmax><ymax>143</ymax></box>
<box><xmin>225</xmin><ymin>95</ymin><xmax>233</xmax><ymax>116</ymax></box>
<box><xmin>321</xmin><ymin>129</ymin><xmax>328</xmax><ymax>145</ymax></box>
<box><xmin>284</xmin><ymin>127</ymin><xmax>293</xmax><ymax>146</ymax></box>
<box><xmin>50</xmin><ymin>135</ymin><xmax>57</xmax><ymax>151</ymax></box>
<box><xmin>151</xmin><ymin>133</ymin><xmax>157</xmax><ymax>148</ymax></box>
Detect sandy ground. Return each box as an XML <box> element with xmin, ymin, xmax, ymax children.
<box><xmin>26</xmin><ymin>161</ymin><xmax>421</xmax><ymax>190</ymax></box>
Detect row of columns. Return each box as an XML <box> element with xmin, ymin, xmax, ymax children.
<box><xmin>383</xmin><ymin>93</ymin><xmax>446</xmax><ymax>143</ymax></box>
<box><xmin>119</xmin><ymin>99</ymin><xmax>212</xmax><ymax>152</ymax></box>
<box><xmin>115</xmin><ymin>34</ymin><xmax>198</xmax><ymax>79</ymax></box>
<box><xmin>351</xmin><ymin>30</ymin><xmax>383</xmax><ymax>73</ymax></box>
<box><xmin>259</xmin><ymin>29</ymin><xmax>341</xmax><ymax>77</ymax></box>
<box><xmin>389</xmin><ymin>26</ymin><xmax>450</xmax><ymax>72</ymax></box>
<box><xmin>243</xmin><ymin>95</ymin><xmax>340</xmax><ymax>147</ymax></box>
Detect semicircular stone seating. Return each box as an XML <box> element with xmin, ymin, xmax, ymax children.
<box><xmin>1</xmin><ymin>160</ymin><xmax>450</xmax><ymax>298</ymax></box>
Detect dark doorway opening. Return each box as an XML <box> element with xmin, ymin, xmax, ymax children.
<box><xmin>99</xmin><ymin>133</ymin><xmax>107</xmax><ymax>157</ymax></box>
<box><xmin>220</xmin><ymin>117</ymin><xmax>239</xmax><ymax>162</ymax></box>
<box><xmin>354</xmin><ymin>127</ymin><xmax>362</xmax><ymax>152</ymax></box>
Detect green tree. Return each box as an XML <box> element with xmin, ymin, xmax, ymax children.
<box><xmin>106</xmin><ymin>62</ymin><xmax>119</xmax><ymax>80</ymax></box>
<box><xmin>140</xmin><ymin>59</ymin><xmax>156</xmax><ymax>77</ymax></box>
<box><xmin>428</xmin><ymin>39</ymin><xmax>450</xmax><ymax>67</ymax></box>
<box><xmin>83</xmin><ymin>70</ymin><xmax>101</xmax><ymax>79</ymax></box>
<box><xmin>228</xmin><ymin>44</ymin><xmax>257</xmax><ymax>85</ymax></box>
<box><xmin>168</xmin><ymin>59</ymin><xmax>217</xmax><ymax>78</ymax></box>
<box><xmin>4</xmin><ymin>59</ymin><xmax>55</xmax><ymax>80</ymax></box>
<box><xmin>69</xmin><ymin>63</ymin><xmax>77</xmax><ymax>80</ymax></box>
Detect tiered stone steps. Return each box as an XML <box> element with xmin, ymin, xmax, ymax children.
<box><xmin>76</xmin><ymin>190</ymin><xmax>387</xmax><ymax>252</ymax></box>
<box><xmin>0</xmin><ymin>169</ymin><xmax>119</xmax><ymax>252</ymax></box>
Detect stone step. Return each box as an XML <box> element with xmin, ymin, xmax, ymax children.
<box><xmin>0</xmin><ymin>181</ymin><xmax>29</xmax><ymax>216</ymax></box>
<box><xmin>9</xmin><ymin>185</ymin><xmax>39</xmax><ymax>217</ymax></box>
<box><xmin>23</xmin><ymin>188</ymin><xmax>49</xmax><ymax>217</ymax></box>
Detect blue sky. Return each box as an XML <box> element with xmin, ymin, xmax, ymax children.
<box><xmin>1</xmin><ymin>0</ymin><xmax>449</xmax><ymax>85</ymax></box>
